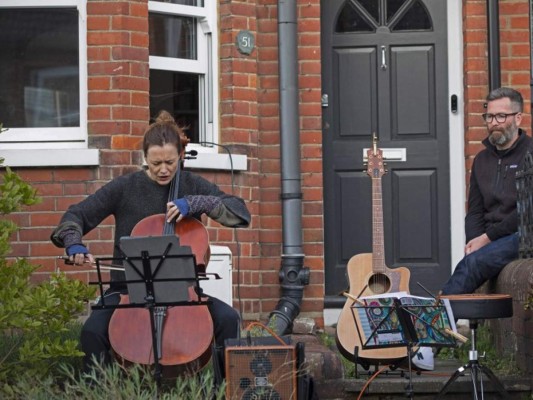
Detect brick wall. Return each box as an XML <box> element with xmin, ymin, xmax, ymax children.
<box><xmin>219</xmin><ymin>0</ymin><xmax>324</xmax><ymax>323</ymax></box>
<box><xmin>4</xmin><ymin>0</ymin><xmax>325</xmax><ymax>325</ymax></box>
<box><xmin>10</xmin><ymin>0</ymin><xmax>153</xmax><ymax>288</ymax></box>
<box><xmin>12</xmin><ymin>0</ymin><xmax>532</xmax><ymax>328</ymax></box>
<box><xmin>463</xmin><ymin>0</ymin><xmax>531</xmax><ymax>181</ymax></box>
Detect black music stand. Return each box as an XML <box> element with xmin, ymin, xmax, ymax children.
<box><xmin>91</xmin><ymin>235</ymin><xmax>212</xmax><ymax>387</ymax></box>
<box><xmin>351</xmin><ymin>294</ymin><xmax>458</xmax><ymax>399</ymax></box>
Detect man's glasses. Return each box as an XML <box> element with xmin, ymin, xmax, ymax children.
<box><xmin>481</xmin><ymin>112</ymin><xmax>519</xmax><ymax>123</ymax></box>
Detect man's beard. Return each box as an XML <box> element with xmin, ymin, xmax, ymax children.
<box><xmin>488</xmin><ymin>125</ymin><xmax>515</xmax><ymax>147</ymax></box>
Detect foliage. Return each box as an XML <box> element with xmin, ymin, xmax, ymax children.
<box><xmin>0</xmin><ymin>360</ymin><xmax>225</xmax><ymax>400</ymax></box>
<box><xmin>0</xmin><ymin>166</ymin><xmax>40</xmax><ymax>258</ymax></box>
<box><xmin>317</xmin><ymin>329</ymin><xmax>356</xmax><ymax>378</ymax></box>
<box><xmin>525</xmin><ymin>288</ymin><xmax>533</xmax><ymax>311</ymax></box>
<box><xmin>0</xmin><ymin>157</ymin><xmax>96</xmax><ymax>383</ymax></box>
<box><xmin>437</xmin><ymin>322</ymin><xmax>520</xmax><ymax>375</ymax></box>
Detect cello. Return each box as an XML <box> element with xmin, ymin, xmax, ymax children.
<box><xmin>108</xmin><ymin>158</ymin><xmax>214</xmax><ymax>378</ymax></box>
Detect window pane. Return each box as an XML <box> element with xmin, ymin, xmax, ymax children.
<box><xmin>0</xmin><ymin>8</ymin><xmax>79</xmax><ymax>128</ymax></box>
<box><xmin>150</xmin><ymin>69</ymin><xmax>199</xmax><ymax>143</ymax></box>
<box><xmin>151</xmin><ymin>0</ymin><xmax>204</xmax><ymax>6</ymax></box>
<box><xmin>391</xmin><ymin>0</ymin><xmax>432</xmax><ymax>31</ymax></box>
<box><xmin>387</xmin><ymin>0</ymin><xmax>409</xmax><ymax>22</ymax></box>
<box><xmin>359</xmin><ymin>0</ymin><xmax>380</xmax><ymax>23</ymax></box>
<box><xmin>149</xmin><ymin>13</ymin><xmax>197</xmax><ymax>59</ymax></box>
<box><xmin>335</xmin><ymin>3</ymin><xmax>374</xmax><ymax>33</ymax></box>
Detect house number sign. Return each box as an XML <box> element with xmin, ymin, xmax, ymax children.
<box><xmin>236</xmin><ymin>30</ymin><xmax>255</xmax><ymax>55</ymax></box>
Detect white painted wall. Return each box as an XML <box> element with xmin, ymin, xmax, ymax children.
<box><xmin>448</xmin><ymin>0</ymin><xmax>467</xmax><ymax>271</ymax></box>
<box><xmin>201</xmin><ymin>245</ymin><xmax>233</xmax><ymax>306</ymax></box>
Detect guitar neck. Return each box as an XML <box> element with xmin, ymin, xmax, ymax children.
<box><xmin>372</xmin><ymin>176</ymin><xmax>386</xmax><ymax>273</ymax></box>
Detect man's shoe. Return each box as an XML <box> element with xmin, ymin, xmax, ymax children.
<box><xmin>411</xmin><ymin>346</ymin><xmax>434</xmax><ymax>371</ymax></box>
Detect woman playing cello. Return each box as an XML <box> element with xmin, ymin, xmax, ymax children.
<box><xmin>51</xmin><ymin>111</ymin><xmax>250</xmax><ymax>373</ymax></box>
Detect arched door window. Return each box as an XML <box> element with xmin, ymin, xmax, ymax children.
<box><xmin>336</xmin><ymin>0</ymin><xmax>432</xmax><ymax>33</ymax></box>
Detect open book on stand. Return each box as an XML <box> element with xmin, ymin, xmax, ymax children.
<box><xmin>351</xmin><ymin>292</ymin><xmax>460</xmax><ymax>349</ymax></box>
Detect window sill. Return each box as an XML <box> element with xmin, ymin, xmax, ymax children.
<box><xmin>184</xmin><ymin>152</ymin><xmax>247</xmax><ymax>171</ymax></box>
<box><xmin>0</xmin><ymin>149</ymin><xmax>100</xmax><ymax>167</ymax></box>
<box><xmin>0</xmin><ymin>149</ymin><xmax>247</xmax><ymax>171</ymax></box>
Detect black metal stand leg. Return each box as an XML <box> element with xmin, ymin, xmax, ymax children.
<box><xmin>435</xmin><ymin>362</ymin><xmax>469</xmax><ymax>399</ymax></box>
<box><xmin>469</xmin><ymin>362</ymin><xmax>480</xmax><ymax>400</ymax></box>
<box><xmin>437</xmin><ymin>319</ymin><xmax>509</xmax><ymax>399</ymax></box>
<box><xmin>479</xmin><ymin>364</ymin><xmax>509</xmax><ymax>398</ymax></box>
<box><xmin>404</xmin><ymin>345</ymin><xmax>415</xmax><ymax>400</ymax></box>
<box><xmin>353</xmin><ymin>346</ymin><xmax>359</xmax><ymax>379</ymax></box>
<box><xmin>148</xmin><ymin>305</ymin><xmax>163</xmax><ymax>388</ymax></box>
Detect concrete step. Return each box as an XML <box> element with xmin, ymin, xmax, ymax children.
<box><xmin>291</xmin><ymin>333</ymin><xmax>532</xmax><ymax>400</ymax></box>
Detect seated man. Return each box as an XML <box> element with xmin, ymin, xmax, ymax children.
<box><xmin>442</xmin><ymin>87</ymin><xmax>533</xmax><ymax>295</ymax></box>
<box><xmin>413</xmin><ymin>87</ymin><xmax>533</xmax><ymax>372</ymax></box>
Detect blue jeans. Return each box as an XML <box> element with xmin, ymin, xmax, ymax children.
<box><xmin>441</xmin><ymin>233</ymin><xmax>518</xmax><ymax>295</ymax></box>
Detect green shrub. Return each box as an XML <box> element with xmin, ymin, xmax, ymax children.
<box><xmin>1</xmin><ymin>361</ymin><xmax>225</xmax><ymax>400</ymax></box>
<box><xmin>437</xmin><ymin>323</ymin><xmax>520</xmax><ymax>375</ymax></box>
<box><xmin>0</xmin><ymin>158</ymin><xmax>96</xmax><ymax>384</ymax></box>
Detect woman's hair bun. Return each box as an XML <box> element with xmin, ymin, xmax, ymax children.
<box><xmin>155</xmin><ymin>110</ymin><xmax>177</xmax><ymax>125</ymax></box>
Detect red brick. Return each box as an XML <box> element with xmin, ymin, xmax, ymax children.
<box><xmin>87</xmin><ymin>15</ymin><xmax>111</xmax><ymax>31</ymax></box>
<box><xmin>53</xmin><ymin>169</ymin><xmax>96</xmax><ymax>182</ymax></box>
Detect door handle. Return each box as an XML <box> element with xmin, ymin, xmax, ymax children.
<box><xmin>321</xmin><ymin>93</ymin><xmax>329</xmax><ymax>108</ymax></box>
<box><xmin>380</xmin><ymin>45</ymin><xmax>387</xmax><ymax>70</ymax></box>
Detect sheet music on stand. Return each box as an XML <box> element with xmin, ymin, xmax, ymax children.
<box><xmin>351</xmin><ymin>291</ymin><xmax>458</xmax><ymax>349</ymax></box>
<box><xmin>91</xmin><ymin>234</ymin><xmax>211</xmax><ymax>309</ymax></box>
<box><xmin>120</xmin><ymin>235</ymin><xmax>198</xmax><ymax>305</ymax></box>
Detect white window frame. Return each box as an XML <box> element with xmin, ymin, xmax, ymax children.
<box><xmin>0</xmin><ymin>0</ymin><xmax>97</xmax><ymax>167</ymax></box>
<box><xmin>148</xmin><ymin>1</ymin><xmax>246</xmax><ymax>171</ymax></box>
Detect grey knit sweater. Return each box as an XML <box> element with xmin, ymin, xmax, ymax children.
<box><xmin>51</xmin><ymin>169</ymin><xmax>250</xmax><ymax>285</ymax></box>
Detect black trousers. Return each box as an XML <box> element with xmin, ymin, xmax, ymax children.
<box><xmin>80</xmin><ymin>291</ymin><xmax>240</xmax><ymax>372</ymax></box>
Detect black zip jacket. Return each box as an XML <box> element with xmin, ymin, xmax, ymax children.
<box><xmin>465</xmin><ymin>129</ymin><xmax>533</xmax><ymax>242</ymax></box>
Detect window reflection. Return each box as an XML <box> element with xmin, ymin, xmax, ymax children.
<box><xmin>0</xmin><ymin>8</ymin><xmax>79</xmax><ymax>128</ymax></box>
<box><xmin>335</xmin><ymin>0</ymin><xmax>431</xmax><ymax>33</ymax></box>
<box><xmin>336</xmin><ymin>2</ymin><xmax>374</xmax><ymax>33</ymax></box>
<box><xmin>359</xmin><ymin>0</ymin><xmax>379</xmax><ymax>23</ymax></box>
<box><xmin>149</xmin><ymin>13</ymin><xmax>197</xmax><ymax>59</ymax></box>
<box><xmin>391</xmin><ymin>1</ymin><xmax>431</xmax><ymax>31</ymax></box>
<box><xmin>386</xmin><ymin>0</ymin><xmax>407</xmax><ymax>22</ymax></box>
<box><xmin>150</xmin><ymin>69</ymin><xmax>199</xmax><ymax>143</ymax></box>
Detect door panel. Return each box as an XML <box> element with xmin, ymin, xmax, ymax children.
<box><xmin>393</xmin><ymin>170</ymin><xmax>436</xmax><ymax>261</ymax></box>
<box><xmin>338</xmin><ymin>171</ymin><xmax>372</xmax><ymax>260</ymax></box>
<box><xmin>391</xmin><ymin>46</ymin><xmax>435</xmax><ymax>136</ymax></box>
<box><xmin>336</xmin><ymin>48</ymin><xmax>377</xmax><ymax>137</ymax></box>
<box><xmin>322</xmin><ymin>0</ymin><xmax>450</xmax><ymax>305</ymax></box>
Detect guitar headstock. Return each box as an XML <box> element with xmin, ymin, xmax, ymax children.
<box><xmin>366</xmin><ymin>134</ymin><xmax>386</xmax><ymax>179</ymax></box>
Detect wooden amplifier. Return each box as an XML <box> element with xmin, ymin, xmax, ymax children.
<box><xmin>225</xmin><ymin>344</ymin><xmax>298</xmax><ymax>400</ymax></box>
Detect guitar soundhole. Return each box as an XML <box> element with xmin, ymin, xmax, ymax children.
<box><xmin>368</xmin><ymin>273</ymin><xmax>391</xmax><ymax>294</ymax></box>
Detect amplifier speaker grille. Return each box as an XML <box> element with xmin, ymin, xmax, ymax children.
<box><xmin>225</xmin><ymin>345</ymin><xmax>297</xmax><ymax>400</ymax></box>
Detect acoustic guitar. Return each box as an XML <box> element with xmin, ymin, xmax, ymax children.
<box><xmin>335</xmin><ymin>136</ymin><xmax>411</xmax><ymax>364</ymax></box>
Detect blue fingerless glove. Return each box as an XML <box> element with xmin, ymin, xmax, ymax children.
<box><xmin>66</xmin><ymin>244</ymin><xmax>89</xmax><ymax>256</ymax></box>
<box><xmin>173</xmin><ymin>198</ymin><xmax>190</xmax><ymax>217</ymax></box>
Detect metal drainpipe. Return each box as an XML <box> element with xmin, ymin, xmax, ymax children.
<box><xmin>267</xmin><ymin>0</ymin><xmax>310</xmax><ymax>336</ymax></box>
<box><xmin>487</xmin><ymin>0</ymin><xmax>501</xmax><ymax>90</ymax></box>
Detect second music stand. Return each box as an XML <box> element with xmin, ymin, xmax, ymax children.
<box><xmin>351</xmin><ymin>293</ymin><xmax>460</xmax><ymax>398</ymax></box>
